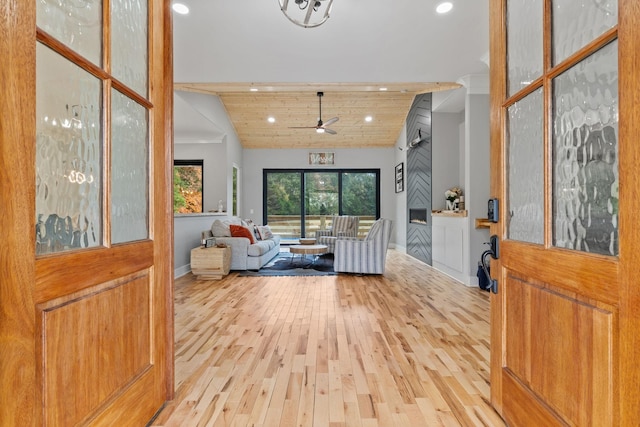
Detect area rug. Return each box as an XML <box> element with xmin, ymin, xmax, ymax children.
<box><xmin>239</xmin><ymin>252</ymin><xmax>337</xmax><ymax>276</ymax></box>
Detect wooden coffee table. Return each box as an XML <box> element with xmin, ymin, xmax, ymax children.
<box><xmin>289</xmin><ymin>244</ymin><xmax>328</xmax><ymax>267</ymax></box>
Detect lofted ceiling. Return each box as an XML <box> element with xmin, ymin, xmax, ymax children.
<box><xmin>172</xmin><ymin>1</ymin><xmax>489</xmax><ymax>149</ymax></box>
<box><xmin>174</xmin><ymin>82</ymin><xmax>461</xmax><ymax>149</ymax></box>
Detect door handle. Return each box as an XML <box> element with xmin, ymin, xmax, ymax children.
<box><xmin>481</xmin><ymin>235</ymin><xmax>499</xmax><ymax>294</ymax></box>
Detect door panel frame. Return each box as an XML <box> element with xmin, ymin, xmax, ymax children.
<box><xmin>500</xmin><ymin>241</ymin><xmax>618</xmax><ymax>305</ymax></box>
<box><xmin>0</xmin><ymin>0</ymin><xmax>174</xmax><ymax>424</ymax></box>
<box><xmin>617</xmin><ymin>0</ymin><xmax>640</xmax><ymax>420</ymax></box>
<box><xmin>490</xmin><ymin>0</ymin><xmax>640</xmax><ymax>424</ymax></box>
<box><xmin>35</xmin><ymin>242</ymin><xmax>153</xmax><ymax>301</ymax></box>
<box><xmin>0</xmin><ymin>0</ymin><xmax>39</xmax><ymax>423</ymax></box>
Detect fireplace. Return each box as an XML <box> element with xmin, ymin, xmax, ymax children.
<box><xmin>409</xmin><ymin>208</ymin><xmax>428</xmax><ymax>225</ymax></box>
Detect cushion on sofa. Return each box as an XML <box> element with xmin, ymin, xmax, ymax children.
<box><xmin>256</xmin><ymin>225</ymin><xmax>274</xmax><ymax>240</ymax></box>
<box><xmin>230</xmin><ymin>224</ymin><xmax>255</xmax><ymax>243</ymax></box>
<box><xmin>211</xmin><ymin>217</ymin><xmax>244</xmax><ymax>237</ymax></box>
<box><xmin>247</xmin><ymin>239</ymin><xmax>277</xmax><ymax>257</ymax></box>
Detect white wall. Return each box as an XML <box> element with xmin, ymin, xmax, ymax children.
<box><xmin>394</xmin><ymin>123</ymin><xmax>408</xmax><ymax>252</ymax></box>
<box><xmin>173</xmin><ymin>214</ymin><xmax>228</xmax><ymax>277</ymax></box>
<box><xmin>430</xmin><ymin>87</ymin><xmax>490</xmax><ymax>286</ymax></box>
<box><xmin>175</xmin><ymin>142</ymin><xmax>226</xmax><ymax>212</ymax></box>
<box><xmin>242</xmin><ymin>147</ymin><xmax>398</xmax><ymax>243</ymax></box>
<box><xmin>465</xmin><ymin>94</ymin><xmax>491</xmax><ymax>282</ymax></box>
<box><xmin>173</xmin><ymin>93</ymin><xmax>244</xmax><ymax>276</ymax></box>
<box><xmin>174</xmin><ymin>92</ymin><xmax>243</xmax><ymax>213</ymax></box>
<box><xmin>432</xmin><ymin>112</ymin><xmax>464</xmax><ymax>210</ymax></box>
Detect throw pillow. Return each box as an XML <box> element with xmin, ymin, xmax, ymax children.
<box><xmin>256</xmin><ymin>225</ymin><xmax>274</xmax><ymax>240</ymax></box>
<box><xmin>211</xmin><ymin>218</ymin><xmax>244</xmax><ymax>237</ymax></box>
<box><xmin>244</xmin><ymin>219</ymin><xmax>262</xmax><ymax>240</ymax></box>
<box><xmin>211</xmin><ymin>220</ymin><xmax>231</xmax><ymax>237</ymax></box>
<box><xmin>229</xmin><ymin>224</ymin><xmax>256</xmax><ymax>244</ymax></box>
<box><xmin>253</xmin><ymin>225</ymin><xmax>262</xmax><ymax>240</ymax></box>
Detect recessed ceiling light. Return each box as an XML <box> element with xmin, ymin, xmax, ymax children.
<box><xmin>436</xmin><ymin>2</ymin><xmax>453</xmax><ymax>14</ymax></box>
<box><xmin>365</xmin><ymin>116</ymin><xmax>373</xmax><ymax>122</ymax></box>
<box><xmin>267</xmin><ymin>117</ymin><xmax>276</xmax><ymax>123</ymax></box>
<box><xmin>172</xmin><ymin>3</ymin><xmax>189</xmax><ymax>14</ymax></box>
<box><xmin>379</xmin><ymin>87</ymin><xmax>388</xmax><ymax>91</ymax></box>
<box><xmin>250</xmin><ymin>88</ymin><xmax>258</xmax><ymax>92</ymax></box>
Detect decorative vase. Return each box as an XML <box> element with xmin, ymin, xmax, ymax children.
<box><xmin>445</xmin><ymin>199</ymin><xmax>456</xmax><ymax>211</ymax></box>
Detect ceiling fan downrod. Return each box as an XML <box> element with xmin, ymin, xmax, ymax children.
<box><xmin>317</xmin><ymin>91</ymin><xmax>324</xmax><ymax>126</ymax></box>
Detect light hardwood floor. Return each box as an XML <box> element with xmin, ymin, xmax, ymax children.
<box><xmin>151</xmin><ymin>250</ymin><xmax>506</xmax><ymax>427</ymax></box>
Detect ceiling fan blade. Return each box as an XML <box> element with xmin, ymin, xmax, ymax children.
<box><xmin>288</xmin><ymin>126</ymin><xmax>317</xmax><ymax>129</ymax></box>
<box><xmin>324</xmin><ymin>128</ymin><xmax>337</xmax><ymax>135</ymax></box>
<box><xmin>323</xmin><ymin>116</ymin><xmax>339</xmax><ymax>126</ymax></box>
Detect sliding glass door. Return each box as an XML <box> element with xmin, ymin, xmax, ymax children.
<box><xmin>341</xmin><ymin>171</ymin><xmax>378</xmax><ymax>235</ymax></box>
<box><xmin>304</xmin><ymin>172</ymin><xmax>339</xmax><ymax>238</ymax></box>
<box><xmin>264</xmin><ymin>169</ymin><xmax>380</xmax><ymax>240</ymax></box>
<box><xmin>264</xmin><ymin>172</ymin><xmax>302</xmax><ymax>239</ymax></box>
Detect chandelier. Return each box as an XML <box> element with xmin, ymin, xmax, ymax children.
<box><xmin>279</xmin><ymin>0</ymin><xmax>334</xmax><ymax>28</ymax></box>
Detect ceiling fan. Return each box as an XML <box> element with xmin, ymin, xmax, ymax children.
<box><xmin>290</xmin><ymin>91</ymin><xmax>339</xmax><ymax>135</ymax></box>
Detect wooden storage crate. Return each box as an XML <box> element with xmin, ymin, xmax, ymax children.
<box><xmin>190</xmin><ymin>246</ymin><xmax>231</xmax><ymax>280</ymax></box>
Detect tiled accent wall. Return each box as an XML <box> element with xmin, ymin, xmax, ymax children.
<box><xmin>406</xmin><ymin>93</ymin><xmax>432</xmax><ymax>264</ymax></box>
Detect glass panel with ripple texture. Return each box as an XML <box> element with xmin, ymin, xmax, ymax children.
<box><xmin>35</xmin><ymin>43</ymin><xmax>103</xmax><ymax>254</ymax></box>
<box><xmin>507</xmin><ymin>88</ymin><xmax>545</xmax><ymax>244</ymax></box>
<box><xmin>111</xmin><ymin>89</ymin><xmax>149</xmax><ymax>244</ymax></box>
<box><xmin>111</xmin><ymin>0</ymin><xmax>148</xmax><ymax>96</ymax></box>
<box><xmin>36</xmin><ymin>0</ymin><xmax>102</xmax><ymax>66</ymax></box>
<box><xmin>552</xmin><ymin>0</ymin><xmax>617</xmax><ymax>66</ymax></box>
<box><xmin>507</xmin><ymin>0</ymin><xmax>543</xmax><ymax>96</ymax></box>
<box><xmin>552</xmin><ymin>41</ymin><xmax>618</xmax><ymax>256</ymax></box>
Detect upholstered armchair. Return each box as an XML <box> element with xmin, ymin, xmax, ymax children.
<box><xmin>333</xmin><ymin>218</ymin><xmax>393</xmax><ymax>274</ymax></box>
<box><xmin>315</xmin><ymin>215</ymin><xmax>360</xmax><ymax>253</ymax></box>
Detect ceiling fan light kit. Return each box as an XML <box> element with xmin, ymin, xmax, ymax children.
<box><xmin>279</xmin><ymin>0</ymin><xmax>334</xmax><ymax>28</ymax></box>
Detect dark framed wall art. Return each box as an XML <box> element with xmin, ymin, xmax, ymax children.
<box><xmin>395</xmin><ymin>162</ymin><xmax>404</xmax><ymax>193</ymax></box>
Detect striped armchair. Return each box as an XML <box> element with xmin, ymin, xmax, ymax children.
<box><xmin>333</xmin><ymin>218</ymin><xmax>393</xmax><ymax>274</ymax></box>
<box><xmin>315</xmin><ymin>215</ymin><xmax>360</xmax><ymax>253</ymax></box>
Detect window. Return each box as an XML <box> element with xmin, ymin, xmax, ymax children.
<box><xmin>174</xmin><ymin>160</ymin><xmax>203</xmax><ymax>213</ymax></box>
<box><xmin>232</xmin><ymin>165</ymin><xmax>239</xmax><ymax>216</ymax></box>
<box><xmin>264</xmin><ymin>169</ymin><xmax>380</xmax><ymax>239</ymax></box>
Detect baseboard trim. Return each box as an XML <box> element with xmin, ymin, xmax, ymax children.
<box><xmin>391</xmin><ymin>244</ymin><xmax>406</xmax><ymax>253</ymax></box>
<box><xmin>174</xmin><ymin>264</ymin><xmax>191</xmax><ymax>279</ymax></box>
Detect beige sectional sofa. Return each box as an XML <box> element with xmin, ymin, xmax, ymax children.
<box><xmin>203</xmin><ymin>217</ymin><xmax>280</xmax><ymax>270</ymax></box>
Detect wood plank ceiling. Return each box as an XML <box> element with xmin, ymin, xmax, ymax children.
<box><xmin>173</xmin><ymin>82</ymin><xmax>461</xmax><ymax>149</ymax></box>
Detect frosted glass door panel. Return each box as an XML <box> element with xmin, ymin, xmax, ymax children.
<box><xmin>507</xmin><ymin>88</ymin><xmax>544</xmax><ymax>244</ymax></box>
<box><xmin>111</xmin><ymin>0</ymin><xmax>148</xmax><ymax>96</ymax></box>
<box><xmin>552</xmin><ymin>41</ymin><xmax>618</xmax><ymax>256</ymax></box>
<box><xmin>35</xmin><ymin>43</ymin><xmax>103</xmax><ymax>255</ymax></box>
<box><xmin>507</xmin><ymin>0</ymin><xmax>543</xmax><ymax>96</ymax></box>
<box><xmin>111</xmin><ymin>89</ymin><xmax>149</xmax><ymax>244</ymax></box>
<box><xmin>552</xmin><ymin>0</ymin><xmax>617</xmax><ymax>65</ymax></box>
<box><xmin>36</xmin><ymin>0</ymin><xmax>102</xmax><ymax>66</ymax></box>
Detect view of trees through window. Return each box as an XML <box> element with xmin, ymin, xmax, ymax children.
<box><xmin>341</xmin><ymin>172</ymin><xmax>378</xmax><ymax>215</ymax></box>
<box><xmin>232</xmin><ymin>165</ymin><xmax>239</xmax><ymax>216</ymax></box>
<box><xmin>174</xmin><ymin>160</ymin><xmax>203</xmax><ymax>213</ymax></box>
<box><xmin>264</xmin><ymin>169</ymin><xmax>379</xmax><ymax>239</ymax></box>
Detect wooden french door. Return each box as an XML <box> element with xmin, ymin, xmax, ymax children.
<box><xmin>0</xmin><ymin>0</ymin><xmax>173</xmax><ymax>425</ymax></box>
<box><xmin>490</xmin><ymin>0</ymin><xmax>640</xmax><ymax>425</ymax></box>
